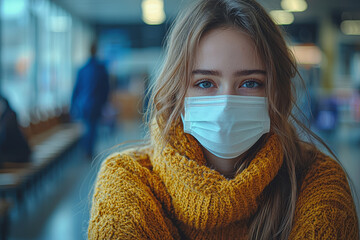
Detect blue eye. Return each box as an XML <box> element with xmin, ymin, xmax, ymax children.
<box><xmin>197</xmin><ymin>81</ymin><xmax>214</xmax><ymax>89</ymax></box>
<box><xmin>241</xmin><ymin>80</ymin><xmax>261</xmax><ymax>88</ymax></box>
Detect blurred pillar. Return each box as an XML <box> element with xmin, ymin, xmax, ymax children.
<box><xmin>31</xmin><ymin>12</ymin><xmax>38</xmax><ymax>111</ymax></box>
<box><xmin>319</xmin><ymin>15</ymin><xmax>338</xmax><ymax>91</ymax></box>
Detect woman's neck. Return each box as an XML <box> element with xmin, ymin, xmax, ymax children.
<box><xmin>202</xmin><ymin>148</ymin><xmax>243</xmax><ymax>179</ymax></box>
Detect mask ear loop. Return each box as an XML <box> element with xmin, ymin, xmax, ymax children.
<box><xmin>181</xmin><ymin>97</ymin><xmax>187</xmax><ymax>127</ymax></box>
<box><xmin>181</xmin><ymin>113</ymin><xmax>189</xmax><ymax>131</ymax></box>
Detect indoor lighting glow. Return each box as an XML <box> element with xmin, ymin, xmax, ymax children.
<box><xmin>141</xmin><ymin>0</ymin><xmax>166</xmax><ymax>25</ymax></box>
<box><xmin>340</xmin><ymin>20</ymin><xmax>360</xmax><ymax>35</ymax></box>
<box><xmin>270</xmin><ymin>10</ymin><xmax>294</xmax><ymax>25</ymax></box>
<box><xmin>281</xmin><ymin>0</ymin><xmax>307</xmax><ymax>12</ymax></box>
<box><xmin>290</xmin><ymin>44</ymin><xmax>322</xmax><ymax>65</ymax></box>
<box><xmin>50</xmin><ymin>16</ymin><xmax>70</xmax><ymax>32</ymax></box>
<box><xmin>1</xmin><ymin>0</ymin><xmax>27</xmax><ymax>19</ymax></box>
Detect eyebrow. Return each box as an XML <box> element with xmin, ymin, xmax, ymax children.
<box><xmin>192</xmin><ymin>69</ymin><xmax>266</xmax><ymax>76</ymax></box>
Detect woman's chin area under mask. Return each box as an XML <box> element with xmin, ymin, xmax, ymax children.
<box><xmin>199</xmin><ymin>133</ymin><xmax>270</xmax><ymax>179</ymax></box>
<box><xmin>202</xmin><ymin>147</ymin><xmax>246</xmax><ymax>179</ymax></box>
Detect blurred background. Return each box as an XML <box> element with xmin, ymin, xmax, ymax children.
<box><xmin>0</xmin><ymin>0</ymin><xmax>359</xmax><ymax>239</ymax></box>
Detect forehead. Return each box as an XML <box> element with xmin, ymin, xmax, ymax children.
<box><xmin>194</xmin><ymin>27</ymin><xmax>264</xmax><ymax>71</ymax></box>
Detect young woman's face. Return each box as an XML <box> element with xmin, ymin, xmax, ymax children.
<box><xmin>187</xmin><ymin>27</ymin><xmax>266</xmax><ymax>97</ymax></box>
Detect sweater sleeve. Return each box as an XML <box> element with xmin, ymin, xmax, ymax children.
<box><xmin>88</xmin><ymin>153</ymin><xmax>179</xmax><ymax>239</ymax></box>
<box><xmin>289</xmin><ymin>154</ymin><xmax>359</xmax><ymax>240</ymax></box>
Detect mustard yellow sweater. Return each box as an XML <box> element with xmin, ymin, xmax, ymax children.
<box><xmin>88</xmin><ymin>125</ymin><xmax>359</xmax><ymax>239</ymax></box>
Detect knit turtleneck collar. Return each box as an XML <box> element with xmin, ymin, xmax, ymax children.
<box><xmin>150</xmin><ymin>123</ymin><xmax>284</xmax><ymax>231</ymax></box>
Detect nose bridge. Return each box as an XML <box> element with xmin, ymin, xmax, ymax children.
<box><xmin>220</xmin><ymin>80</ymin><xmax>237</xmax><ymax>95</ymax></box>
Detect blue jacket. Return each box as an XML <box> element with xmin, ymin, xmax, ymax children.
<box><xmin>71</xmin><ymin>58</ymin><xmax>109</xmax><ymax>120</ymax></box>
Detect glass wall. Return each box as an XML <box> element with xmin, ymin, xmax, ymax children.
<box><xmin>1</xmin><ymin>0</ymin><xmax>34</xmax><ymax>124</ymax></box>
<box><xmin>0</xmin><ymin>0</ymin><xmax>94</xmax><ymax>126</ymax></box>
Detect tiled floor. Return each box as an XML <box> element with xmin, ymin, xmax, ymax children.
<box><xmin>7</xmin><ymin>120</ymin><xmax>360</xmax><ymax>240</ymax></box>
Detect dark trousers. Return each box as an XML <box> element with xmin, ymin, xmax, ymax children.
<box><xmin>82</xmin><ymin>119</ymin><xmax>98</xmax><ymax>157</ymax></box>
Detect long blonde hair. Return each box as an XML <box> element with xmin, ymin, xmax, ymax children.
<box><xmin>145</xmin><ymin>0</ymin><xmax>341</xmax><ymax>239</ymax></box>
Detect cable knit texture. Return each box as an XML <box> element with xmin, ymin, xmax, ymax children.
<box><xmin>88</xmin><ymin>123</ymin><xmax>359</xmax><ymax>239</ymax></box>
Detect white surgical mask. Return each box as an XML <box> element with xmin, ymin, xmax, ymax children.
<box><xmin>182</xmin><ymin>95</ymin><xmax>270</xmax><ymax>159</ymax></box>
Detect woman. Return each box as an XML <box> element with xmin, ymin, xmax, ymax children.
<box><xmin>88</xmin><ymin>0</ymin><xmax>359</xmax><ymax>239</ymax></box>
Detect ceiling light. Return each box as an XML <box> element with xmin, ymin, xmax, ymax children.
<box><xmin>1</xmin><ymin>0</ymin><xmax>27</xmax><ymax>19</ymax></box>
<box><xmin>269</xmin><ymin>10</ymin><xmax>294</xmax><ymax>25</ymax></box>
<box><xmin>281</xmin><ymin>0</ymin><xmax>308</xmax><ymax>12</ymax></box>
<box><xmin>50</xmin><ymin>16</ymin><xmax>70</xmax><ymax>32</ymax></box>
<box><xmin>141</xmin><ymin>0</ymin><xmax>166</xmax><ymax>25</ymax></box>
<box><xmin>340</xmin><ymin>20</ymin><xmax>360</xmax><ymax>35</ymax></box>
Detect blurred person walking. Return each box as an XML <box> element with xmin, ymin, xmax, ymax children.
<box><xmin>71</xmin><ymin>43</ymin><xmax>109</xmax><ymax>159</ymax></box>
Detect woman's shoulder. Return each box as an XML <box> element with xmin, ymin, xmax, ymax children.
<box><xmin>297</xmin><ymin>143</ymin><xmax>347</xmax><ymax>182</ymax></box>
<box><xmin>102</xmin><ymin>146</ymin><xmax>153</xmax><ymax>170</ymax></box>
<box><xmin>89</xmin><ymin>146</ymin><xmax>179</xmax><ymax>239</ymax></box>
<box><xmin>301</xmin><ymin>149</ymin><xmax>348</xmax><ymax>187</ymax></box>
<box><xmin>95</xmin><ymin>146</ymin><xmax>155</xmax><ymax>186</ymax></box>
<box><xmin>291</xmin><ymin>148</ymin><xmax>359</xmax><ymax>239</ymax></box>
<box><xmin>298</xmin><ymin>147</ymin><xmax>353</xmax><ymax>202</ymax></box>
